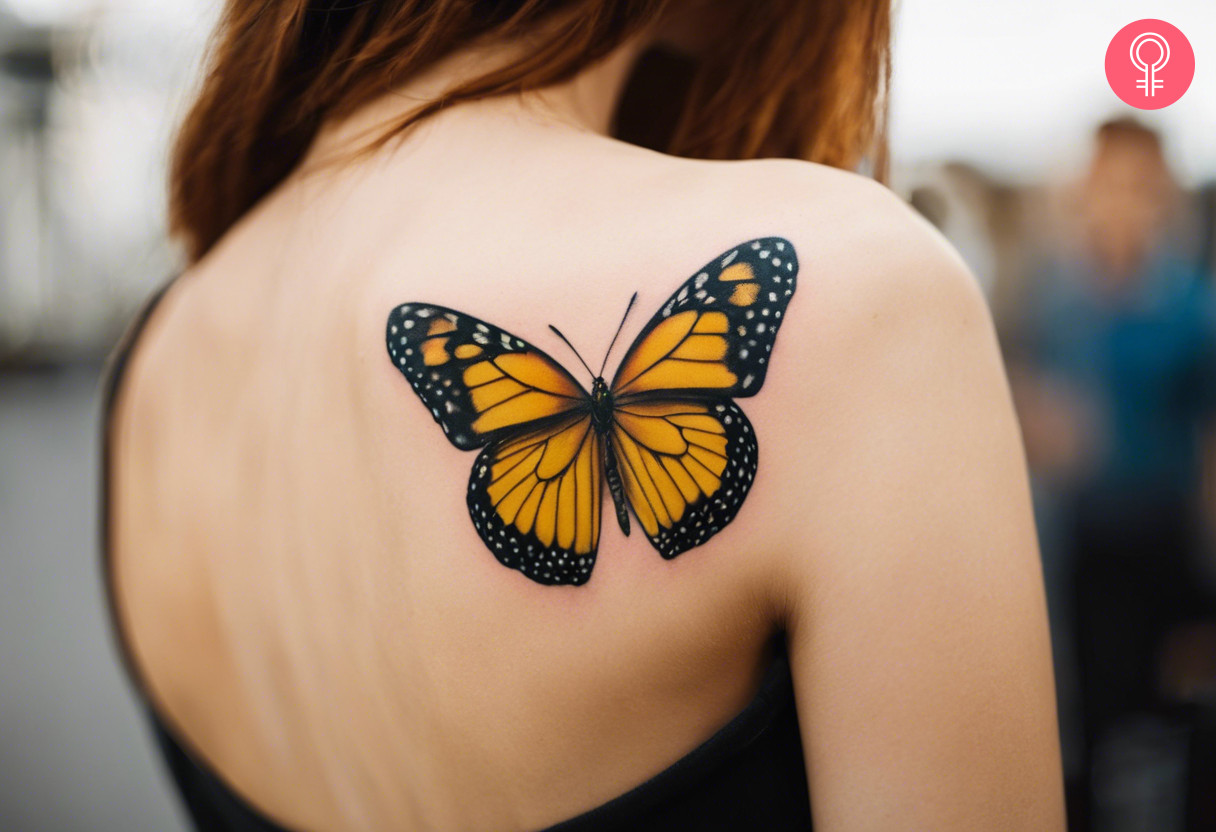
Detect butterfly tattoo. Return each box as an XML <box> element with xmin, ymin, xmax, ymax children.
<box><xmin>386</xmin><ymin>237</ymin><xmax>798</xmax><ymax>586</ymax></box>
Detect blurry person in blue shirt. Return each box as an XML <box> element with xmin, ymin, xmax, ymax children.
<box><xmin>1027</xmin><ymin>117</ymin><xmax>1216</xmax><ymax>816</ymax></box>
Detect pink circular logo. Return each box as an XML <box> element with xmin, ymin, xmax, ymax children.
<box><xmin>1106</xmin><ymin>20</ymin><xmax>1195</xmax><ymax>109</ymax></box>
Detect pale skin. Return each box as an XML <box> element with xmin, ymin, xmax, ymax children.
<box><xmin>109</xmin><ymin>14</ymin><xmax>1065</xmax><ymax>832</ymax></box>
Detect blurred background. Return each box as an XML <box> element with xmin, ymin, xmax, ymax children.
<box><xmin>1</xmin><ymin>0</ymin><xmax>1214</xmax><ymax>829</ymax></box>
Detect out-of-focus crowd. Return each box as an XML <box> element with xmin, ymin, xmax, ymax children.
<box><xmin>905</xmin><ymin>117</ymin><xmax>1216</xmax><ymax>832</ymax></box>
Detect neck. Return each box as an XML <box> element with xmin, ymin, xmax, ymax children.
<box><xmin>308</xmin><ymin>27</ymin><xmax>652</xmax><ymax>166</ymax></box>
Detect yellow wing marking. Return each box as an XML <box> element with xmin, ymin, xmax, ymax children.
<box><xmin>671</xmin><ymin>334</ymin><xmax>728</xmax><ymax>361</ymax></box>
<box><xmin>537</xmin><ymin>419</ymin><xmax>592</xmax><ymax>478</ymax></box>
<box><xmin>422</xmin><ymin>338</ymin><xmax>449</xmax><ymax>366</ymax></box>
<box><xmin>615</xmin><ymin>430</ymin><xmax>669</xmax><ymax>535</ymax></box>
<box><xmin>483</xmin><ymin>416</ymin><xmax>600</xmax><ymax>552</ymax></box>
<box><xmin>718</xmin><ymin>263</ymin><xmax>755</xmax><ymax>282</ymax></box>
<box><xmin>471</xmin><ymin>378</ymin><xmax>526</xmax><ymax>411</ymax></box>
<box><xmin>473</xmin><ymin>391</ymin><xmax>578</xmax><ymax>434</ymax></box>
<box><xmin>611</xmin><ymin>402</ymin><xmax>730</xmax><ymax>536</ymax></box>
<box><xmin>487</xmin><ymin>445</ymin><xmax>543</xmax><ymax>504</ymax></box>
<box><xmin>574</xmin><ymin>433</ymin><xmax>599</xmax><ymax>551</ymax></box>
<box><xmin>515</xmin><ymin>484</ymin><xmax>546</xmax><ymax>534</ymax></box>
<box><xmin>614</xmin><ymin>309</ymin><xmax>738</xmax><ymax>396</ymax></box>
<box><xmin>684</xmin><ymin>429</ymin><xmax>727</xmax><ymax>456</ymax></box>
<box><xmin>660</xmin><ymin>456</ymin><xmax>701</xmax><ymax>502</ymax></box>
<box><xmin>618</xmin><ymin>360</ymin><xmax>736</xmax><ymax>395</ymax></box>
<box><xmin>727</xmin><ymin>283</ymin><xmax>760</xmax><ymax>306</ymax></box>
<box><xmin>535</xmin><ymin>485</ymin><xmax>560</xmax><ymax>547</ymax></box>
<box><xmin>494</xmin><ymin>353</ymin><xmax>584</xmax><ymax>398</ymax></box>
<box><xmin>557</xmin><ymin>473</ymin><xmax>576</xmax><ymax>549</ymax></box>
<box><xmin>452</xmin><ymin>351</ymin><xmax>586</xmax><ymax>437</ymax></box>
<box><xmin>462</xmin><ymin>361</ymin><xmax>503</xmax><ymax>386</ymax></box>
<box><xmin>693</xmin><ymin>312</ymin><xmax>729</xmax><ymax>333</ymax></box>
<box><xmin>613</xmin><ymin>311</ymin><xmax>697</xmax><ymax>390</ymax></box>
<box><xmin>687</xmin><ymin>443</ymin><xmax>727</xmax><ymax>475</ymax></box>
<box><xmin>613</xmin><ymin>410</ymin><xmax>687</xmax><ymax>455</ymax></box>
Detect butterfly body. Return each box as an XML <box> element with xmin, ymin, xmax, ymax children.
<box><xmin>586</xmin><ymin>376</ymin><xmax>635</xmax><ymax>537</ymax></box>
<box><xmin>386</xmin><ymin>237</ymin><xmax>798</xmax><ymax>586</ymax></box>
<box><xmin>588</xmin><ymin>377</ymin><xmax>616</xmax><ymax>434</ymax></box>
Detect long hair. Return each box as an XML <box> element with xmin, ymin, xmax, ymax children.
<box><xmin>170</xmin><ymin>0</ymin><xmax>891</xmax><ymax>262</ymax></box>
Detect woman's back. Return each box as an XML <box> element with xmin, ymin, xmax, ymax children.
<box><xmin>107</xmin><ymin>40</ymin><xmax>1065</xmax><ymax>832</ymax></box>
<box><xmin>110</xmin><ymin>101</ymin><xmax>814</xmax><ymax>828</ymax></box>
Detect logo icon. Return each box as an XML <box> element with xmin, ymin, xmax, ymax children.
<box><xmin>1130</xmin><ymin>32</ymin><xmax>1168</xmax><ymax>97</ymax></box>
<box><xmin>1106</xmin><ymin>20</ymin><xmax>1194</xmax><ymax>110</ymax></box>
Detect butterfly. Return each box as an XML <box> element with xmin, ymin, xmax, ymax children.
<box><xmin>385</xmin><ymin>237</ymin><xmax>798</xmax><ymax>586</ymax></box>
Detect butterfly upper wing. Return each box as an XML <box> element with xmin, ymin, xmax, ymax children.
<box><xmin>468</xmin><ymin>414</ymin><xmax>603</xmax><ymax>585</ymax></box>
<box><xmin>386</xmin><ymin>303</ymin><xmax>589</xmax><ymax>450</ymax></box>
<box><xmin>610</xmin><ymin>399</ymin><xmax>757</xmax><ymax>559</ymax></box>
<box><xmin>611</xmin><ymin>237</ymin><xmax>798</xmax><ymax>400</ymax></box>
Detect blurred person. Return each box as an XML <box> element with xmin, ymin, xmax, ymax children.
<box><xmin>1197</xmin><ymin>182</ymin><xmax>1216</xmax><ymax>286</ymax></box>
<box><xmin>1024</xmin><ymin>117</ymin><xmax>1216</xmax><ymax>828</ymax></box>
<box><xmin>102</xmin><ymin>1</ymin><xmax>1064</xmax><ymax>830</ymax></box>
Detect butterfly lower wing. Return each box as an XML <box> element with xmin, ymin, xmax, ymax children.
<box><xmin>611</xmin><ymin>237</ymin><xmax>797</xmax><ymax>399</ymax></box>
<box><xmin>387</xmin><ymin>303</ymin><xmax>588</xmax><ymax>450</ymax></box>
<box><xmin>467</xmin><ymin>414</ymin><xmax>603</xmax><ymax>585</ymax></box>
<box><xmin>610</xmin><ymin>399</ymin><xmax>757</xmax><ymax>559</ymax></box>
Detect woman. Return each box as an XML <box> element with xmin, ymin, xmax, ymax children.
<box><xmin>103</xmin><ymin>0</ymin><xmax>1065</xmax><ymax>829</ymax></box>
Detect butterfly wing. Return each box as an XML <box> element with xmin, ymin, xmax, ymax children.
<box><xmin>386</xmin><ymin>303</ymin><xmax>602</xmax><ymax>585</ymax></box>
<box><xmin>610</xmin><ymin>399</ymin><xmax>756</xmax><ymax>559</ymax></box>
<box><xmin>467</xmin><ymin>415</ymin><xmax>603</xmax><ymax>585</ymax></box>
<box><xmin>386</xmin><ymin>303</ymin><xmax>589</xmax><ymax>450</ymax></box>
<box><xmin>611</xmin><ymin>237</ymin><xmax>797</xmax><ymax>400</ymax></box>
<box><xmin>606</xmin><ymin>237</ymin><xmax>797</xmax><ymax>558</ymax></box>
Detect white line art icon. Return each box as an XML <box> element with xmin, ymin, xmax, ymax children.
<box><xmin>1130</xmin><ymin>32</ymin><xmax>1169</xmax><ymax>96</ymax></box>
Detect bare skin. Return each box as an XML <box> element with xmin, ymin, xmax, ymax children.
<box><xmin>108</xmin><ymin>23</ymin><xmax>1065</xmax><ymax>832</ymax></box>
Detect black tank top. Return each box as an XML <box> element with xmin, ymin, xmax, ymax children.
<box><xmin>100</xmin><ymin>278</ymin><xmax>814</xmax><ymax>832</ymax></box>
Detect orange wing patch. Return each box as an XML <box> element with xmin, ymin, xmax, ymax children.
<box><xmin>609</xmin><ymin>399</ymin><xmax>755</xmax><ymax>558</ymax></box>
<box><xmin>463</xmin><ymin>352</ymin><xmax>586</xmax><ymax>434</ymax></box>
<box><xmin>609</xmin><ymin>237</ymin><xmax>797</xmax><ymax>402</ymax></box>
<box><xmin>468</xmin><ymin>415</ymin><xmax>602</xmax><ymax>584</ymax></box>
<box><xmin>387</xmin><ymin>303</ymin><xmax>588</xmax><ymax>451</ymax></box>
<box><xmin>612</xmin><ymin>310</ymin><xmax>737</xmax><ymax>396</ymax></box>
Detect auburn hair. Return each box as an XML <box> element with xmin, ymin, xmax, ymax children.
<box><xmin>170</xmin><ymin>0</ymin><xmax>891</xmax><ymax>262</ymax></box>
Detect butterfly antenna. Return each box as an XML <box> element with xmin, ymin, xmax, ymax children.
<box><xmin>598</xmin><ymin>292</ymin><xmax>638</xmax><ymax>376</ymax></box>
<box><xmin>548</xmin><ymin>325</ymin><xmax>596</xmax><ymax>380</ymax></box>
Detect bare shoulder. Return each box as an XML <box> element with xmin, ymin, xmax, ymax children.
<box><xmin>733</xmin><ymin>156</ymin><xmax>985</xmax><ymax>314</ymax></box>
<box><xmin>642</xmin><ymin>154</ymin><xmax>989</xmax><ymax>346</ymax></box>
<box><xmin>711</xmin><ymin>161</ymin><xmax>1064</xmax><ymax>828</ymax></box>
<box><xmin>664</xmin><ymin>156</ymin><xmax>1005</xmax><ymax>483</ymax></box>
